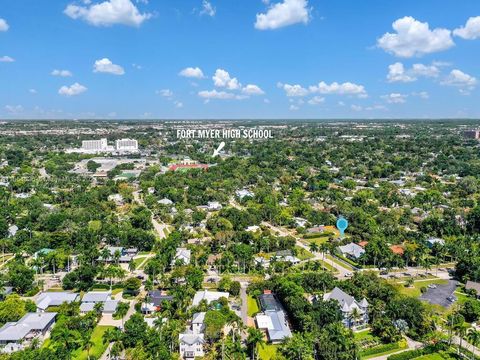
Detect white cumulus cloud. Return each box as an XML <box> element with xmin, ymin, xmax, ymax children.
<box><xmin>387</xmin><ymin>62</ymin><xmax>439</xmax><ymax>82</ymax></box>
<box><xmin>93</xmin><ymin>58</ymin><xmax>125</xmax><ymax>75</ymax></box>
<box><xmin>278</xmin><ymin>83</ymin><xmax>309</xmax><ymax>97</ymax></box>
<box><xmin>200</xmin><ymin>0</ymin><xmax>216</xmax><ymax>17</ymax></box>
<box><xmin>309</xmin><ymin>81</ymin><xmax>367</xmax><ymax>97</ymax></box>
<box><xmin>0</xmin><ymin>56</ymin><xmax>14</xmax><ymax>62</ymax></box>
<box><xmin>454</xmin><ymin>16</ymin><xmax>480</xmax><ymax>40</ymax></box>
<box><xmin>5</xmin><ymin>105</ymin><xmax>24</xmax><ymax>114</ymax></box>
<box><xmin>51</xmin><ymin>69</ymin><xmax>73</xmax><ymax>77</ymax></box>
<box><xmin>198</xmin><ymin>89</ymin><xmax>236</xmax><ymax>100</ymax></box>
<box><xmin>255</xmin><ymin>0</ymin><xmax>311</xmax><ymax>30</ymax></box>
<box><xmin>381</xmin><ymin>93</ymin><xmax>407</xmax><ymax>104</ymax></box>
<box><xmin>58</xmin><ymin>82</ymin><xmax>88</xmax><ymax>96</ymax></box>
<box><xmin>242</xmin><ymin>84</ymin><xmax>265</xmax><ymax>95</ymax></box>
<box><xmin>308</xmin><ymin>96</ymin><xmax>325</xmax><ymax>105</ymax></box>
<box><xmin>0</xmin><ymin>18</ymin><xmax>9</xmax><ymax>32</ymax></box>
<box><xmin>441</xmin><ymin>69</ymin><xmax>477</xmax><ymax>89</ymax></box>
<box><xmin>377</xmin><ymin>16</ymin><xmax>454</xmax><ymax>57</ymax></box>
<box><xmin>157</xmin><ymin>89</ymin><xmax>173</xmax><ymax>97</ymax></box>
<box><xmin>179</xmin><ymin>67</ymin><xmax>205</xmax><ymax>79</ymax></box>
<box><xmin>213</xmin><ymin>69</ymin><xmax>241</xmax><ymax>90</ymax></box>
<box><xmin>64</xmin><ymin>0</ymin><xmax>152</xmax><ymax>27</ymax></box>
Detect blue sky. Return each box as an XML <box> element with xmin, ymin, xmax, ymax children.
<box><xmin>0</xmin><ymin>0</ymin><xmax>479</xmax><ymax>119</ymax></box>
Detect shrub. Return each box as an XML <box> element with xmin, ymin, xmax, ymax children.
<box><xmin>387</xmin><ymin>343</ymin><xmax>448</xmax><ymax>360</ymax></box>
<box><xmin>360</xmin><ymin>341</ymin><xmax>402</xmax><ymax>357</ymax></box>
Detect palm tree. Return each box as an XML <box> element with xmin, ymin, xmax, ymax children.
<box><xmin>309</xmin><ymin>242</ymin><xmax>319</xmax><ymax>254</ymax></box>
<box><xmin>115</xmin><ymin>301</ymin><xmax>129</xmax><ymax>328</ymax></box>
<box><xmin>467</xmin><ymin>329</ymin><xmax>480</xmax><ymax>359</ymax></box>
<box><xmin>100</xmin><ymin>247</ymin><xmax>111</xmax><ymax>265</ymax></box>
<box><xmin>31</xmin><ymin>257</ymin><xmax>43</xmax><ymax>286</ymax></box>
<box><xmin>455</xmin><ymin>321</ymin><xmax>469</xmax><ymax>355</ymax></box>
<box><xmin>247</xmin><ymin>328</ymin><xmax>265</xmax><ymax>360</ymax></box>
<box><xmin>128</xmin><ymin>258</ymin><xmax>135</xmax><ymax>273</ymax></box>
<box><xmin>349</xmin><ymin>308</ymin><xmax>362</xmax><ymax>329</ymax></box>
<box><xmin>81</xmin><ymin>335</ymin><xmax>95</xmax><ymax>360</ymax></box>
<box><xmin>113</xmin><ymin>249</ymin><xmax>121</xmax><ymax>265</ymax></box>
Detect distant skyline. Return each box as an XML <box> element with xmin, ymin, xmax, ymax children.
<box><xmin>1</xmin><ymin>0</ymin><xmax>479</xmax><ymax>119</ymax></box>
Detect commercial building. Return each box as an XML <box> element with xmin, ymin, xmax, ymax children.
<box><xmin>82</xmin><ymin>138</ymin><xmax>109</xmax><ymax>152</ymax></box>
<box><xmin>116</xmin><ymin>138</ymin><xmax>138</xmax><ymax>152</ymax></box>
<box><xmin>463</xmin><ymin>130</ymin><xmax>480</xmax><ymax>139</ymax></box>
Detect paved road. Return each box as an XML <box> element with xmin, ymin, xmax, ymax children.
<box><xmin>133</xmin><ymin>190</ymin><xmax>168</xmax><ymax>240</ymax></box>
<box><xmin>295</xmin><ymin>239</ymin><xmax>352</xmax><ymax>278</ymax></box>
<box><xmin>240</xmin><ymin>283</ymin><xmax>248</xmax><ymax>326</ymax></box>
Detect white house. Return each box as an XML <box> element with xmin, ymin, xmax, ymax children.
<box><xmin>207</xmin><ymin>201</ymin><xmax>222</xmax><ymax>211</ymax></box>
<box><xmin>191</xmin><ymin>312</ymin><xmax>205</xmax><ymax>334</ymax></box>
<box><xmin>179</xmin><ymin>332</ymin><xmax>205</xmax><ymax>359</ymax></box>
<box><xmin>192</xmin><ymin>290</ymin><xmax>229</xmax><ymax>307</ymax></box>
<box><xmin>323</xmin><ymin>287</ymin><xmax>369</xmax><ymax>328</ymax></box>
<box><xmin>158</xmin><ymin>198</ymin><xmax>173</xmax><ymax>206</ymax></box>
<box><xmin>0</xmin><ymin>312</ymin><xmax>57</xmax><ymax>350</ymax></box>
<box><xmin>172</xmin><ymin>248</ymin><xmax>191</xmax><ymax>266</ymax></box>
<box><xmin>338</xmin><ymin>243</ymin><xmax>365</xmax><ymax>260</ymax></box>
<box><xmin>80</xmin><ymin>291</ymin><xmax>118</xmax><ymax>314</ymax></box>
<box><xmin>294</xmin><ymin>217</ymin><xmax>308</xmax><ymax>228</ymax></box>
<box><xmin>36</xmin><ymin>292</ymin><xmax>79</xmax><ymax>312</ymax></box>
<box><xmin>236</xmin><ymin>189</ymin><xmax>254</xmax><ymax>200</ymax></box>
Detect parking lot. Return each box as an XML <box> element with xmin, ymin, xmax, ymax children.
<box><xmin>419</xmin><ymin>280</ymin><xmax>458</xmax><ymax>307</ymax></box>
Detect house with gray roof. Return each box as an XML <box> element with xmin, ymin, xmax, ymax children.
<box><xmin>0</xmin><ymin>312</ymin><xmax>57</xmax><ymax>350</ymax></box>
<box><xmin>256</xmin><ymin>291</ymin><xmax>292</xmax><ymax>344</ymax></box>
<box><xmin>255</xmin><ymin>311</ymin><xmax>292</xmax><ymax>344</ymax></box>
<box><xmin>179</xmin><ymin>309</ymin><xmax>207</xmax><ymax>359</ymax></box>
<box><xmin>80</xmin><ymin>291</ymin><xmax>118</xmax><ymax>314</ymax></box>
<box><xmin>179</xmin><ymin>331</ymin><xmax>205</xmax><ymax>359</ymax></box>
<box><xmin>338</xmin><ymin>243</ymin><xmax>365</xmax><ymax>260</ymax></box>
<box><xmin>191</xmin><ymin>312</ymin><xmax>205</xmax><ymax>334</ymax></box>
<box><xmin>172</xmin><ymin>248</ymin><xmax>191</xmax><ymax>266</ymax></box>
<box><xmin>466</xmin><ymin>281</ymin><xmax>480</xmax><ymax>298</ymax></box>
<box><xmin>323</xmin><ymin>287</ymin><xmax>369</xmax><ymax>328</ymax></box>
<box><xmin>36</xmin><ymin>292</ymin><xmax>79</xmax><ymax>312</ymax></box>
<box><xmin>426</xmin><ymin>237</ymin><xmax>445</xmax><ymax>248</ymax></box>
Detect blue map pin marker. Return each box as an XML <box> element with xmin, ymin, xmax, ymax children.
<box><xmin>336</xmin><ymin>217</ymin><xmax>348</xmax><ymax>238</ymax></box>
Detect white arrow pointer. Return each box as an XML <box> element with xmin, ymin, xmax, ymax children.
<box><xmin>212</xmin><ymin>142</ymin><xmax>225</xmax><ymax>157</ymax></box>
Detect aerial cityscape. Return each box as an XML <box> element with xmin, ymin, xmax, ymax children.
<box><xmin>1</xmin><ymin>1</ymin><xmax>480</xmax><ymax>360</ymax></box>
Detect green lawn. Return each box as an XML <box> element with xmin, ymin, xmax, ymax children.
<box><xmin>247</xmin><ymin>295</ymin><xmax>260</xmax><ymax>317</ymax></box>
<box><xmin>112</xmin><ymin>288</ymin><xmax>123</xmax><ymax>295</ymax></box>
<box><xmin>295</xmin><ymin>246</ymin><xmax>314</xmax><ymax>260</ymax></box>
<box><xmin>258</xmin><ymin>344</ymin><xmax>278</xmax><ymax>360</ymax></box>
<box><xmin>326</xmin><ymin>254</ymin><xmax>355</xmax><ymax>270</ymax></box>
<box><xmin>360</xmin><ymin>340</ymin><xmax>407</xmax><ymax>359</ymax></box>
<box><xmin>137</xmin><ymin>258</ymin><xmax>150</xmax><ymax>270</ymax></box>
<box><xmin>72</xmin><ymin>325</ymin><xmax>114</xmax><ymax>360</ymax></box>
<box><xmin>301</xmin><ymin>236</ymin><xmax>329</xmax><ymax>246</ymax></box>
<box><xmin>354</xmin><ymin>329</ymin><xmax>375</xmax><ymax>341</ymax></box>
<box><xmin>132</xmin><ymin>256</ymin><xmax>149</xmax><ymax>269</ymax></box>
<box><xmin>414</xmin><ymin>353</ymin><xmax>449</xmax><ymax>360</ymax></box>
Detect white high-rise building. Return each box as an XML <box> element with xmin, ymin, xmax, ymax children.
<box><xmin>116</xmin><ymin>138</ymin><xmax>138</xmax><ymax>151</ymax></box>
<box><xmin>82</xmin><ymin>138</ymin><xmax>108</xmax><ymax>151</ymax></box>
